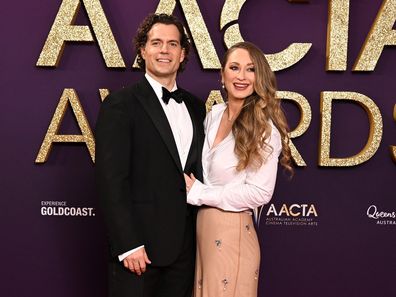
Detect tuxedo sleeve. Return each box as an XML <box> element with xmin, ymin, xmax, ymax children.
<box><xmin>95</xmin><ymin>94</ymin><xmax>143</xmax><ymax>257</ymax></box>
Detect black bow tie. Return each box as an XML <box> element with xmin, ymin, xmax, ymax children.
<box><xmin>162</xmin><ymin>87</ymin><xmax>184</xmax><ymax>104</ymax></box>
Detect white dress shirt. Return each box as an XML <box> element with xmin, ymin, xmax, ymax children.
<box><xmin>187</xmin><ymin>103</ymin><xmax>281</xmax><ymax>212</ymax></box>
<box><xmin>118</xmin><ymin>74</ymin><xmax>193</xmax><ymax>261</ymax></box>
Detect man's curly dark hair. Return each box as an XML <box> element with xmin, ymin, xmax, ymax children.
<box><xmin>133</xmin><ymin>13</ymin><xmax>190</xmax><ymax>72</ymax></box>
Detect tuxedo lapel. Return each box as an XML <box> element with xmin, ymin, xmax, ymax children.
<box><xmin>183</xmin><ymin>91</ymin><xmax>202</xmax><ymax>174</ymax></box>
<box><xmin>135</xmin><ymin>78</ymin><xmax>183</xmax><ymax>174</ymax></box>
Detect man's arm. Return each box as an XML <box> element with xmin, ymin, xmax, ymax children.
<box><xmin>95</xmin><ymin>93</ymin><xmax>143</xmax><ymax>257</ymax></box>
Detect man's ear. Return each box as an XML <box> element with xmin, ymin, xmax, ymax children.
<box><xmin>179</xmin><ymin>48</ymin><xmax>185</xmax><ymax>63</ymax></box>
<box><xmin>140</xmin><ymin>46</ymin><xmax>146</xmax><ymax>60</ymax></box>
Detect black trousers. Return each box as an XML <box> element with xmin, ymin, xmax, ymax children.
<box><xmin>108</xmin><ymin>216</ymin><xmax>195</xmax><ymax>297</ymax></box>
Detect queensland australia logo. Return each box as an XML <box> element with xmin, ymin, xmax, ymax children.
<box><xmin>366</xmin><ymin>205</ymin><xmax>396</xmax><ymax>226</ymax></box>
<box><xmin>264</xmin><ymin>203</ymin><xmax>319</xmax><ymax>227</ymax></box>
<box><xmin>41</xmin><ymin>200</ymin><xmax>95</xmax><ymax>217</ymax></box>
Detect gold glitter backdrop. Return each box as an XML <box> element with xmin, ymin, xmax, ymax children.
<box><xmin>36</xmin><ymin>0</ymin><xmax>125</xmax><ymax>68</ymax></box>
<box><xmin>34</xmin><ymin>0</ymin><xmax>395</xmax><ymax>166</ymax></box>
<box><xmin>319</xmin><ymin>92</ymin><xmax>383</xmax><ymax>167</ymax></box>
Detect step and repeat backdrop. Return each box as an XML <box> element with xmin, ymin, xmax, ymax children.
<box><xmin>1</xmin><ymin>0</ymin><xmax>395</xmax><ymax>296</ymax></box>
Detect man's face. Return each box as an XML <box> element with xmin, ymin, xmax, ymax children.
<box><xmin>141</xmin><ymin>23</ymin><xmax>185</xmax><ymax>82</ymax></box>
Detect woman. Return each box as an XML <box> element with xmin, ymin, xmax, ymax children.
<box><xmin>185</xmin><ymin>42</ymin><xmax>293</xmax><ymax>297</ymax></box>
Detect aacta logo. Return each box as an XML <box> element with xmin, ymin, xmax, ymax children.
<box><xmin>266</xmin><ymin>203</ymin><xmax>318</xmax><ymax>217</ymax></box>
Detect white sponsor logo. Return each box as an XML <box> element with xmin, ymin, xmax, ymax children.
<box><xmin>266</xmin><ymin>203</ymin><xmax>318</xmax><ymax>217</ymax></box>
<box><xmin>264</xmin><ymin>203</ymin><xmax>319</xmax><ymax>227</ymax></box>
<box><xmin>41</xmin><ymin>200</ymin><xmax>95</xmax><ymax>217</ymax></box>
<box><xmin>366</xmin><ymin>205</ymin><xmax>396</xmax><ymax>225</ymax></box>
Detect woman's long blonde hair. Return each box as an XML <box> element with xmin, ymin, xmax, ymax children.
<box><xmin>222</xmin><ymin>42</ymin><xmax>293</xmax><ymax>174</ymax></box>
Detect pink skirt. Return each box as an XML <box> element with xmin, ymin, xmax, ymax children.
<box><xmin>194</xmin><ymin>207</ymin><xmax>260</xmax><ymax>297</ymax></box>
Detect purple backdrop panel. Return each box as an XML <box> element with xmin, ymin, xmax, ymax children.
<box><xmin>1</xmin><ymin>1</ymin><xmax>395</xmax><ymax>297</ymax></box>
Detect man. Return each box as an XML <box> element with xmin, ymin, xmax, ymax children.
<box><xmin>95</xmin><ymin>13</ymin><xmax>205</xmax><ymax>297</ymax></box>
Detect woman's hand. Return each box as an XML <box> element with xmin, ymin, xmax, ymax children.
<box><xmin>184</xmin><ymin>173</ymin><xmax>196</xmax><ymax>193</ymax></box>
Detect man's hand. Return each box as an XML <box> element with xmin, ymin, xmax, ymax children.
<box><xmin>123</xmin><ymin>247</ymin><xmax>151</xmax><ymax>275</ymax></box>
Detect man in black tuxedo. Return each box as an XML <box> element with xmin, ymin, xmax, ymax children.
<box><xmin>95</xmin><ymin>13</ymin><xmax>205</xmax><ymax>297</ymax></box>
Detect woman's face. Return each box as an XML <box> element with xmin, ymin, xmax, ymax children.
<box><xmin>222</xmin><ymin>48</ymin><xmax>255</xmax><ymax>102</ymax></box>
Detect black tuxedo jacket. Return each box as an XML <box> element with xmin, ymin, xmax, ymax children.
<box><xmin>95</xmin><ymin>77</ymin><xmax>205</xmax><ymax>266</ymax></box>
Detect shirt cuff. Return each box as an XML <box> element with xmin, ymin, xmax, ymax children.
<box><xmin>118</xmin><ymin>245</ymin><xmax>145</xmax><ymax>261</ymax></box>
<box><xmin>187</xmin><ymin>179</ymin><xmax>204</xmax><ymax>206</ymax></box>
